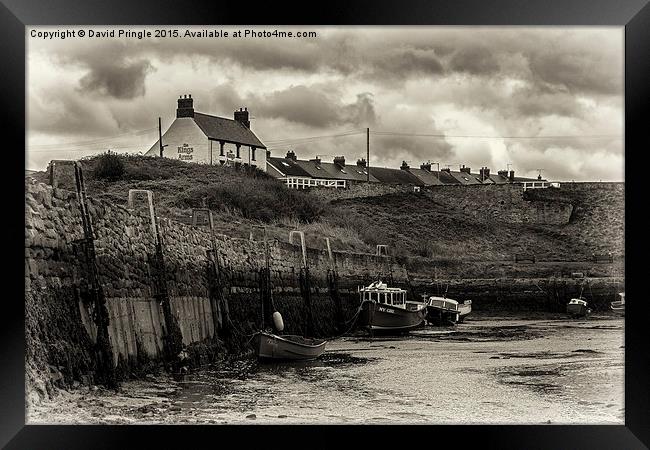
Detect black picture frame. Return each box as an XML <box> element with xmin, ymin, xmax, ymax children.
<box><xmin>3</xmin><ymin>0</ymin><xmax>648</xmax><ymax>448</ymax></box>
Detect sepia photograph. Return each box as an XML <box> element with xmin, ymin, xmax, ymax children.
<box><xmin>24</xmin><ymin>24</ymin><xmax>626</xmax><ymax>426</ymax></box>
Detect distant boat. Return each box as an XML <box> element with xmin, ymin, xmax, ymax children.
<box><xmin>457</xmin><ymin>300</ymin><xmax>472</xmax><ymax>323</ymax></box>
<box><xmin>610</xmin><ymin>292</ymin><xmax>625</xmax><ymax>315</ymax></box>
<box><xmin>356</xmin><ymin>281</ymin><xmax>426</xmax><ymax>334</ymax></box>
<box><xmin>567</xmin><ymin>298</ymin><xmax>591</xmax><ymax>318</ymax></box>
<box><xmin>254</xmin><ymin>331</ymin><xmax>327</xmax><ymax>361</ymax></box>
<box><xmin>425</xmin><ymin>296</ymin><xmax>460</xmax><ymax>325</ymax></box>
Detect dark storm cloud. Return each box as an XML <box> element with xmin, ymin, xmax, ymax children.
<box><xmin>448</xmin><ymin>46</ymin><xmax>500</xmax><ymax>75</ymax></box>
<box><xmin>45</xmin><ymin>42</ymin><xmax>155</xmax><ymax>99</ymax></box>
<box><xmin>78</xmin><ymin>59</ymin><xmax>153</xmax><ymax>99</ymax></box>
<box><xmin>210</xmin><ymin>83</ymin><xmax>377</xmax><ymax>128</ymax></box>
<box><xmin>529</xmin><ymin>50</ymin><xmax>622</xmax><ymax>96</ymax></box>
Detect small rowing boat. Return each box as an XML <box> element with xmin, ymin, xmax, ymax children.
<box><xmin>254</xmin><ymin>331</ymin><xmax>327</xmax><ymax>361</ymax></box>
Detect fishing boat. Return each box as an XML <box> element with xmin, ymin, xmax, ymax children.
<box><xmin>457</xmin><ymin>300</ymin><xmax>472</xmax><ymax>323</ymax></box>
<box><xmin>252</xmin><ymin>226</ymin><xmax>327</xmax><ymax>361</ymax></box>
<box><xmin>610</xmin><ymin>292</ymin><xmax>625</xmax><ymax>315</ymax></box>
<box><xmin>356</xmin><ymin>281</ymin><xmax>426</xmax><ymax>334</ymax></box>
<box><xmin>254</xmin><ymin>330</ymin><xmax>327</xmax><ymax>361</ymax></box>
<box><xmin>567</xmin><ymin>298</ymin><xmax>591</xmax><ymax>318</ymax></box>
<box><xmin>425</xmin><ymin>296</ymin><xmax>460</xmax><ymax>325</ymax></box>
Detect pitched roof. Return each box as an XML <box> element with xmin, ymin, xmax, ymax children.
<box><xmin>267</xmin><ymin>157</ymin><xmax>313</xmax><ymax>177</ymax></box>
<box><xmin>368</xmin><ymin>167</ymin><xmax>424</xmax><ymax>185</ymax></box>
<box><xmin>192</xmin><ymin>112</ymin><xmax>266</xmax><ymax>148</ymax></box>
<box><xmin>406</xmin><ymin>168</ymin><xmax>445</xmax><ymax>185</ymax></box>
<box><xmin>446</xmin><ymin>171</ymin><xmax>483</xmax><ymax>185</ymax></box>
<box><xmin>294</xmin><ymin>159</ymin><xmax>381</xmax><ymax>182</ymax></box>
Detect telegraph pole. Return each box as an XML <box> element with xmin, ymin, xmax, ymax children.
<box><xmin>158</xmin><ymin>117</ymin><xmax>167</xmax><ymax>157</ymax></box>
<box><xmin>366</xmin><ymin>127</ymin><xmax>370</xmax><ymax>182</ymax></box>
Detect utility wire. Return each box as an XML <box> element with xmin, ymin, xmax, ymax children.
<box><xmin>28</xmin><ymin>127</ymin><xmax>158</xmax><ymax>149</ymax></box>
<box><xmin>370</xmin><ymin>130</ymin><xmax>621</xmax><ymax>139</ymax></box>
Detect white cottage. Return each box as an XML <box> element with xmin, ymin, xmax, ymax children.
<box><xmin>145</xmin><ymin>95</ymin><xmax>267</xmax><ymax>171</ymax></box>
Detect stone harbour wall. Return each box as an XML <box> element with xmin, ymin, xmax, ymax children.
<box><xmin>25</xmin><ymin>178</ymin><xmax>403</xmax><ymax>392</ymax></box>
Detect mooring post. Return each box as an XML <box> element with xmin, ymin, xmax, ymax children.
<box><xmin>72</xmin><ymin>161</ymin><xmax>117</xmax><ymax>388</ymax></box>
<box><xmin>131</xmin><ymin>189</ymin><xmax>184</xmax><ymax>370</ymax></box>
<box><xmin>325</xmin><ymin>238</ymin><xmax>344</xmax><ymax>334</ymax></box>
<box><xmin>291</xmin><ymin>230</ymin><xmax>313</xmax><ymax>337</ymax></box>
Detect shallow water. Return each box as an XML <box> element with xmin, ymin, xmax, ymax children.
<box><xmin>28</xmin><ymin>315</ymin><xmax>624</xmax><ymax>424</ymax></box>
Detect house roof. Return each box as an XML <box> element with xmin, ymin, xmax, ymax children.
<box><xmin>445</xmin><ymin>171</ymin><xmax>483</xmax><ymax>185</ymax></box>
<box><xmin>193</xmin><ymin>112</ymin><xmax>266</xmax><ymax>148</ymax></box>
<box><xmin>406</xmin><ymin>168</ymin><xmax>445</xmax><ymax>186</ymax></box>
<box><xmin>267</xmin><ymin>157</ymin><xmax>313</xmax><ymax>177</ymax></box>
<box><xmin>368</xmin><ymin>167</ymin><xmax>424</xmax><ymax>185</ymax></box>
<box><xmin>294</xmin><ymin>159</ymin><xmax>381</xmax><ymax>182</ymax></box>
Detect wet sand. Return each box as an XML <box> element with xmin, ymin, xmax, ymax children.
<box><xmin>28</xmin><ymin>314</ymin><xmax>624</xmax><ymax>424</ymax></box>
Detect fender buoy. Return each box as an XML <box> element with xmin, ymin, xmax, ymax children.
<box><xmin>272</xmin><ymin>311</ymin><xmax>284</xmax><ymax>332</ymax></box>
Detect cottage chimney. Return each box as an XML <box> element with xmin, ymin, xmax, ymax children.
<box><xmin>357</xmin><ymin>158</ymin><xmax>367</xmax><ymax>168</ymax></box>
<box><xmin>333</xmin><ymin>156</ymin><xmax>346</xmax><ymax>167</ymax></box>
<box><xmin>400</xmin><ymin>161</ymin><xmax>410</xmax><ymax>171</ymax></box>
<box><xmin>460</xmin><ymin>165</ymin><xmax>471</xmax><ymax>174</ymax></box>
<box><xmin>538</xmin><ymin>174</ymin><xmax>542</xmax><ymax>180</ymax></box>
<box><xmin>420</xmin><ymin>162</ymin><xmax>432</xmax><ymax>172</ymax></box>
<box><xmin>311</xmin><ymin>156</ymin><xmax>322</xmax><ymax>165</ymax></box>
<box><xmin>484</xmin><ymin>167</ymin><xmax>490</xmax><ymax>177</ymax></box>
<box><xmin>509</xmin><ymin>170</ymin><xmax>515</xmax><ymax>182</ymax></box>
<box><xmin>266</xmin><ymin>150</ymin><xmax>271</xmax><ymax>158</ymax></box>
<box><xmin>177</xmin><ymin>94</ymin><xmax>194</xmax><ymax>118</ymax></box>
<box><xmin>497</xmin><ymin>169</ymin><xmax>508</xmax><ymax>178</ymax></box>
<box><xmin>234</xmin><ymin>107</ymin><xmax>250</xmax><ymax>128</ymax></box>
<box><xmin>286</xmin><ymin>150</ymin><xmax>297</xmax><ymax>161</ymax></box>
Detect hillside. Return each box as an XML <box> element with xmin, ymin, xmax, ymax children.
<box><xmin>30</xmin><ymin>154</ymin><xmax>624</xmax><ymax>267</ymax></box>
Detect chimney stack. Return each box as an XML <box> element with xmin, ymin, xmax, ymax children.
<box><xmin>234</xmin><ymin>107</ymin><xmax>250</xmax><ymax>128</ymax></box>
<box><xmin>357</xmin><ymin>158</ymin><xmax>366</xmax><ymax>168</ymax></box>
<box><xmin>286</xmin><ymin>150</ymin><xmax>297</xmax><ymax>161</ymax></box>
<box><xmin>334</xmin><ymin>156</ymin><xmax>346</xmax><ymax>167</ymax></box>
<box><xmin>311</xmin><ymin>156</ymin><xmax>322</xmax><ymax>165</ymax></box>
<box><xmin>177</xmin><ymin>94</ymin><xmax>194</xmax><ymax>118</ymax></box>
<box><xmin>400</xmin><ymin>161</ymin><xmax>410</xmax><ymax>171</ymax></box>
<box><xmin>509</xmin><ymin>170</ymin><xmax>515</xmax><ymax>182</ymax></box>
<box><xmin>420</xmin><ymin>162</ymin><xmax>432</xmax><ymax>172</ymax></box>
<box><xmin>460</xmin><ymin>165</ymin><xmax>471</xmax><ymax>174</ymax></box>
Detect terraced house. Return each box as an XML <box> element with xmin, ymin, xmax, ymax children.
<box><xmin>267</xmin><ymin>151</ymin><xmax>549</xmax><ymax>190</ymax></box>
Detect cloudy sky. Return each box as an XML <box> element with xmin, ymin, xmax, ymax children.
<box><xmin>27</xmin><ymin>26</ymin><xmax>623</xmax><ymax>181</ymax></box>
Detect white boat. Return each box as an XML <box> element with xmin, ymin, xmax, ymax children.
<box><xmin>426</xmin><ymin>296</ymin><xmax>460</xmax><ymax>325</ymax></box>
<box><xmin>457</xmin><ymin>300</ymin><xmax>472</xmax><ymax>323</ymax></box>
<box><xmin>567</xmin><ymin>298</ymin><xmax>591</xmax><ymax>318</ymax></box>
<box><xmin>610</xmin><ymin>292</ymin><xmax>625</xmax><ymax>315</ymax></box>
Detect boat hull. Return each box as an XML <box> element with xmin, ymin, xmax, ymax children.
<box><xmin>357</xmin><ymin>300</ymin><xmax>426</xmax><ymax>334</ymax></box>
<box><xmin>255</xmin><ymin>332</ymin><xmax>327</xmax><ymax>361</ymax></box>
<box><xmin>567</xmin><ymin>303</ymin><xmax>589</xmax><ymax>318</ymax></box>
<box><xmin>426</xmin><ymin>306</ymin><xmax>459</xmax><ymax>325</ymax></box>
<box><xmin>610</xmin><ymin>301</ymin><xmax>625</xmax><ymax>315</ymax></box>
<box><xmin>457</xmin><ymin>303</ymin><xmax>472</xmax><ymax>323</ymax></box>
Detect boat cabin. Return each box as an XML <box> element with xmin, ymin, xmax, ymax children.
<box><xmin>568</xmin><ymin>298</ymin><xmax>588</xmax><ymax>307</ymax></box>
<box><xmin>359</xmin><ymin>281</ymin><xmax>407</xmax><ymax>306</ymax></box>
<box><xmin>427</xmin><ymin>296</ymin><xmax>460</xmax><ymax>312</ymax></box>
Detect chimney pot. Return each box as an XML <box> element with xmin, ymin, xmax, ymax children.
<box><xmin>234</xmin><ymin>107</ymin><xmax>251</xmax><ymax>128</ymax></box>
<box><xmin>177</xmin><ymin>94</ymin><xmax>194</xmax><ymax>118</ymax></box>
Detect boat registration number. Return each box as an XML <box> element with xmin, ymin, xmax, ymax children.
<box><xmin>377</xmin><ymin>306</ymin><xmax>395</xmax><ymax>314</ymax></box>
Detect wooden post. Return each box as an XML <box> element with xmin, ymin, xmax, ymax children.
<box><xmin>366</xmin><ymin>127</ymin><xmax>370</xmax><ymax>182</ymax></box>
